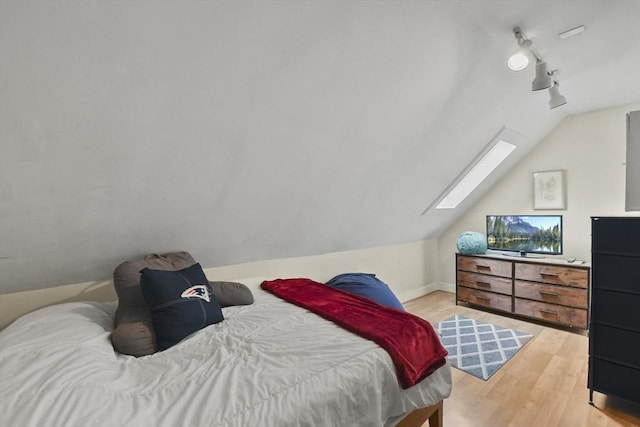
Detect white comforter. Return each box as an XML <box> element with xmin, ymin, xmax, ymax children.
<box><xmin>0</xmin><ymin>290</ymin><xmax>451</xmax><ymax>427</ymax></box>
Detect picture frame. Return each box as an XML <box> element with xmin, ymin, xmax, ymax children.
<box><xmin>533</xmin><ymin>170</ymin><xmax>566</xmax><ymax>210</ymax></box>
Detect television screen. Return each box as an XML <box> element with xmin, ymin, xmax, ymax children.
<box><xmin>486</xmin><ymin>215</ymin><xmax>563</xmax><ymax>255</ymax></box>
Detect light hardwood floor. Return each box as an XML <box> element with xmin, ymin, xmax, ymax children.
<box><xmin>404</xmin><ymin>291</ymin><xmax>640</xmax><ymax>427</ymax></box>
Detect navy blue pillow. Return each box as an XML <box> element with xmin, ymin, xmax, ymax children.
<box><xmin>325</xmin><ymin>273</ymin><xmax>405</xmax><ymax>311</ymax></box>
<box><xmin>140</xmin><ymin>263</ymin><xmax>224</xmax><ymax>351</ymax></box>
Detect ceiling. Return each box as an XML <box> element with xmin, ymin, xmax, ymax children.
<box><xmin>1</xmin><ymin>0</ymin><xmax>639</xmax><ymax>292</ymax></box>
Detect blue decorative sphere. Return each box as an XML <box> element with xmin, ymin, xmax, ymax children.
<box><xmin>456</xmin><ymin>231</ymin><xmax>488</xmax><ymax>254</ymax></box>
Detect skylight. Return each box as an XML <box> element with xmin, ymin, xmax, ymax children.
<box><xmin>423</xmin><ymin>133</ymin><xmax>518</xmax><ymax>213</ymax></box>
<box><xmin>435</xmin><ymin>140</ymin><xmax>516</xmax><ymax>209</ymax></box>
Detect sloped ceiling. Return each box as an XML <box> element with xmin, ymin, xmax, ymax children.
<box><xmin>1</xmin><ymin>1</ymin><xmax>639</xmax><ymax>293</ymax></box>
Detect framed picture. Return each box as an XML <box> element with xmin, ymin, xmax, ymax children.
<box><xmin>533</xmin><ymin>170</ymin><xmax>566</xmax><ymax>210</ymax></box>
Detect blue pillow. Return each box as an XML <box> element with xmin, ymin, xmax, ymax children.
<box><xmin>140</xmin><ymin>263</ymin><xmax>224</xmax><ymax>351</ymax></box>
<box><xmin>325</xmin><ymin>273</ymin><xmax>405</xmax><ymax>310</ymax></box>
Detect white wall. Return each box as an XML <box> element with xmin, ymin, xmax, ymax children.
<box><xmin>202</xmin><ymin>239</ymin><xmax>438</xmax><ymax>300</ymax></box>
<box><xmin>5</xmin><ymin>104</ymin><xmax>639</xmax><ymax>328</ymax></box>
<box><xmin>0</xmin><ymin>0</ymin><xmax>520</xmax><ymax>295</ymax></box>
<box><xmin>436</xmin><ymin>103</ymin><xmax>640</xmax><ymax>285</ymax></box>
<box><xmin>7</xmin><ymin>2</ymin><xmax>638</xmax><ymax>296</ymax></box>
<box><xmin>0</xmin><ymin>239</ymin><xmax>437</xmax><ymax>329</ymax></box>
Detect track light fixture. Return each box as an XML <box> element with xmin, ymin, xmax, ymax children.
<box><xmin>507</xmin><ymin>27</ymin><xmax>567</xmax><ymax>109</ymax></box>
<box><xmin>548</xmin><ymin>81</ymin><xmax>567</xmax><ymax>109</ymax></box>
<box><xmin>531</xmin><ymin>60</ymin><xmax>553</xmax><ymax>91</ymax></box>
<box><xmin>507</xmin><ymin>27</ymin><xmax>532</xmax><ymax>71</ymax></box>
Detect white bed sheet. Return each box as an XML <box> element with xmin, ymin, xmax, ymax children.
<box><xmin>0</xmin><ymin>290</ymin><xmax>451</xmax><ymax>427</ymax></box>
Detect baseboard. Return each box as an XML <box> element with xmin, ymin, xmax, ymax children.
<box><xmin>435</xmin><ymin>282</ymin><xmax>456</xmax><ymax>294</ymax></box>
<box><xmin>398</xmin><ymin>282</ymin><xmax>455</xmax><ymax>303</ymax></box>
<box><xmin>398</xmin><ymin>284</ymin><xmax>437</xmax><ymax>302</ymax></box>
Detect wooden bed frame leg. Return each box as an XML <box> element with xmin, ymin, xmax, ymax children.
<box><xmin>428</xmin><ymin>400</ymin><xmax>443</xmax><ymax>427</ymax></box>
<box><xmin>395</xmin><ymin>400</ymin><xmax>443</xmax><ymax>427</ymax></box>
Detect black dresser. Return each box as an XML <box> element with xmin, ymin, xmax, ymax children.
<box><xmin>589</xmin><ymin>217</ymin><xmax>640</xmax><ymax>404</ymax></box>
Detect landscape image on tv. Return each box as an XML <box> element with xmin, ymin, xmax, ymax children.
<box><xmin>486</xmin><ymin>215</ymin><xmax>562</xmax><ymax>255</ymax></box>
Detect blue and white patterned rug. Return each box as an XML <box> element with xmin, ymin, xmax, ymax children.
<box><xmin>436</xmin><ymin>315</ymin><xmax>534</xmax><ymax>381</ymax></box>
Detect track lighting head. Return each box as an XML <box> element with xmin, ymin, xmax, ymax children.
<box><xmin>507</xmin><ymin>27</ymin><xmax>532</xmax><ymax>71</ymax></box>
<box><xmin>532</xmin><ymin>60</ymin><xmax>553</xmax><ymax>91</ymax></box>
<box><xmin>548</xmin><ymin>81</ymin><xmax>567</xmax><ymax>109</ymax></box>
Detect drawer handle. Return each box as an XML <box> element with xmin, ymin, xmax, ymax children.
<box><xmin>540</xmin><ymin>272</ymin><xmax>559</xmax><ymax>277</ymax></box>
<box><xmin>476</xmin><ymin>265</ymin><xmax>491</xmax><ymax>270</ymax></box>
<box><xmin>476</xmin><ymin>281</ymin><xmax>491</xmax><ymax>287</ymax></box>
<box><xmin>539</xmin><ymin>290</ymin><xmax>559</xmax><ymax>296</ymax></box>
<box><xmin>539</xmin><ymin>309</ymin><xmax>558</xmax><ymax>315</ymax></box>
<box><xmin>474</xmin><ymin>294</ymin><xmax>490</xmax><ymax>300</ymax></box>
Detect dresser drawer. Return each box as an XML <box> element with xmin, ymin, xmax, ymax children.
<box><xmin>592</xmin><ymin>290</ymin><xmax>640</xmax><ymax>330</ymax></box>
<box><xmin>514</xmin><ymin>281</ymin><xmax>587</xmax><ymax>309</ymax></box>
<box><xmin>592</xmin><ymin>254</ymin><xmax>640</xmax><ymax>294</ymax></box>
<box><xmin>457</xmin><ymin>256</ymin><xmax>512</xmax><ymax>278</ymax></box>
<box><xmin>592</xmin><ymin>217</ymin><xmax>640</xmax><ymax>255</ymax></box>
<box><xmin>515</xmin><ymin>298</ymin><xmax>587</xmax><ymax>328</ymax></box>
<box><xmin>457</xmin><ymin>271</ymin><xmax>512</xmax><ymax>295</ymax></box>
<box><xmin>590</xmin><ymin>358</ymin><xmax>640</xmax><ymax>403</ymax></box>
<box><xmin>515</xmin><ymin>263</ymin><xmax>588</xmax><ymax>288</ymax></box>
<box><xmin>591</xmin><ymin>324</ymin><xmax>640</xmax><ymax>369</ymax></box>
<box><xmin>457</xmin><ymin>287</ymin><xmax>511</xmax><ymax>312</ymax></box>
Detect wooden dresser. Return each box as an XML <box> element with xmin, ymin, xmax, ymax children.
<box><xmin>456</xmin><ymin>253</ymin><xmax>590</xmax><ymax>329</ymax></box>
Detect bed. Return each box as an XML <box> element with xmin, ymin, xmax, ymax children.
<box><xmin>0</xmin><ymin>273</ymin><xmax>451</xmax><ymax>426</ymax></box>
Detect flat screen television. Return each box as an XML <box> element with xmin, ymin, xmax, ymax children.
<box><xmin>486</xmin><ymin>214</ymin><xmax>563</xmax><ymax>256</ymax></box>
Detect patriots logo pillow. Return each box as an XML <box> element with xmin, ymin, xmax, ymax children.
<box><xmin>140</xmin><ymin>263</ymin><xmax>224</xmax><ymax>351</ymax></box>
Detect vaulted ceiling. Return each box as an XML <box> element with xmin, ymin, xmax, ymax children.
<box><xmin>1</xmin><ymin>0</ymin><xmax>639</xmax><ymax>292</ymax></box>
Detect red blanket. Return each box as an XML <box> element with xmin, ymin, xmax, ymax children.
<box><xmin>261</xmin><ymin>278</ymin><xmax>448</xmax><ymax>389</ymax></box>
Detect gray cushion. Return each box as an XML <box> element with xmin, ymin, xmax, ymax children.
<box><xmin>110</xmin><ymin>252</ymin><xmax>254</xmax><ymax>357</ymax></box>
<box><xmin>209</xmin><ymin>281</ymin><xmax>254</xmax><ymax>307</ymax></box>
<box><xmin>111</xmin><ymin>252</ymin><xmax>198</xmax><ymax>357</ymax></box>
